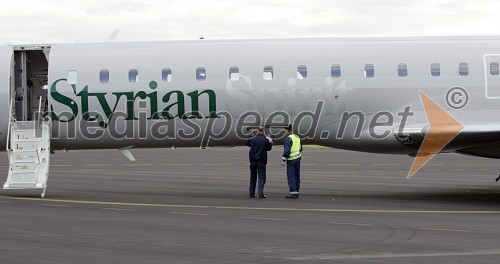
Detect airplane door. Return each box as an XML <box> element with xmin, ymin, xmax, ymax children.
<box><xmin>0</xmin><ymin>46</ymin><xmax>12</xmax><ymax>149</ymax></box>
<box><xmin>484</xmin><ymin>54</ymin><xmax>500</xmax><ymax>99</ymax></box>
<box><xmin>12</xmin><ymin>48</ymin><xmax>49</xmax><ymax>121</ymax></box>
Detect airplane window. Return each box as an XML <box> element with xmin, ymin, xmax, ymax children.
<box><xmin>229</xmin><ymin>66</ymin><xmax>239</xmax><ymax>81</ymax></box>
<box><xmin>162</xmin><ymin>68</ymin><xmax>172</xmax><ymax>82</ymax></box>
<box><xmin>490</xmin><ymin>62</ymin><xmax>499</xmax><ymax>76</ymax></box>
<box><xmin>263</xmin><ymin>66</ymin><xmax>273</xmax><ymax>80</ymax></box>
<box><xmin>331</xmin><ymin>64</ymin><xmax>341</xmax><ymax>78</ymax></box>
<box><xmin>99</xmin><ymin>70</ymin><xmax>109</xmax><ymax>83</ymax></box>
<box><xmin>297</xmin><ymin>65</ymin><xmax>307</xmax><ymax>79</ymax></box>
<box><xmin>459</xmin><ymin>63</ymin><xmax>468</xmax><ymax>76</ymax></box>
<box><xmin>67</xmin><ymin>70</ymin><xmax>77</xmax><ymax>85</ymax></box>
<box><xmin>364</xmin><ymin>64</ymin><xmax>374</xmax><ymax>78</ymax></box>
<box><xmin>129</xmin><ymin>69</ymin><xmax>139</xmax><ymax>82</ymax></box>
<box><xmin>431</xmin><ymin>63</ymin><xmax>440</xmax><ymax>77</ymax></box>
<box><xmin>196</xmin><ymin>67</ymin><xmax>206</xmax><ymax>81</ymax></box>
<box><xmin>398</xmin><ymin>63</ymin><xmax>407</xmax><ymax>77</ymax></box>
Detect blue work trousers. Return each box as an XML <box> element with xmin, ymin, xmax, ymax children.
<box><xmin>286</xmin><ymin>158</ymin><xmax>301</xmax><ymax>193</ymax></box>
<box><xmin>249</xmin><ymin>161</ymin><xmax>267</xmax><ymax>197</ymax></box>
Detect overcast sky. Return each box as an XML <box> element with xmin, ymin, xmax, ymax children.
<box><xmin>1</xmin><ymin>0</ymin><xmax>500</xmax><ymax>43</ymax></box>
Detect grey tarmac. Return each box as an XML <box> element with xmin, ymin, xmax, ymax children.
<box><xmin>1</xmin><ymin>147</ymin><xmax>500</xmax><ymax>264</ymax></box>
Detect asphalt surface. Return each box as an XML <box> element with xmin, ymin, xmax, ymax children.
<box><xmin>1</xmin><ymin>147</ymin><xmax>500</xmax><ymax>263</ymax></box>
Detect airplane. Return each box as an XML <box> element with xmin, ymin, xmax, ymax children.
<box><xmin>2</xmin><ymin>36</ymin><xmax>500</xmax><ymax>197</ymax></box>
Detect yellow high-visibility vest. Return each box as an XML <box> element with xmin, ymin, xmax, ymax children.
<box><xmin>288</xmin><ymin>134</ymin><xmax>302</xmax><ymax>160</ymax></box>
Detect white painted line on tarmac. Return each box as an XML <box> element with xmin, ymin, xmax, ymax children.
<box><xmin>245</xmin><ymin>217</ymin><xmax>286</xmax><ymax>221</ymax></box>
<box><xmin>3</xmin><ymin>196</ymin><xmax>500</xmax><ymax>215</ymax></box>
<box><xmin>328</xmin><ymin>221</ymin><xmax>373</xmax><ymax>227</ymax></box>
<box><xmin>41</xmin><ymin>203</ymin><xmax>71</xmax><ymax>208</ymax></box>
<box><xmin>171</xmin><ymin>212</ymin><xmax>208</xmax><ymax>216</ymax></box>
<box><xmin>290</xmin><ymin>249</ymin><xmax>500</xmax><ymax>260</ymax></box>
<box><xmin>101</xmin><ymin>208</ymin><xmax>135</xmax><ymax>212</ymax></box>
<box><xmin>420</xmin><ymin>227</ymin><xmax>471</xmax><ymax>233</ymax></box>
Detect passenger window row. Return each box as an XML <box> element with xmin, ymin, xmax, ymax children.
<box><xmin>67</xmin><ymin>62</ymin><xmax>488</xmax><ymax>85</ymax></box>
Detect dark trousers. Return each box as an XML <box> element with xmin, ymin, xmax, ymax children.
<box><xmin>286</xmin><ymin>158</ymin><xmax>301</xmax><ymax>193</ymax></box>
<box><xmin>249</xmin><ymin>161</ymin><xmax>267</xmax><ymax>197</ymax></box>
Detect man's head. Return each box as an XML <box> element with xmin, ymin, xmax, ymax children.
<box><xmin>285</xmin><ymin>124</ymin><xmax>292</xmax><ymax>134</ymax></box>
<box><xmin>258</xmin><ymin>125</ymin><xmax>265</xmax><ymax>134</ymax></box>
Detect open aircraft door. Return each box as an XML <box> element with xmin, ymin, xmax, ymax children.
<box><xmin>0</xmin><ymin>46</ymin><xmax>11</xmax><ymax>150</ymax></box>
<box><xmin>2</xmin><ymin>46</ymin><xmax>51</xmax><ymax>197</ymax></box>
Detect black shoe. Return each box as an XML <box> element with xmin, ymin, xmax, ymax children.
<box><xmin>285</xmin><ymin>194</ymin><xmax>299</xmax><ymax>199</ymax></box>
<box><xmin>259</xmin><ymin>195</ymin><xmax>267</xmax><ymax>199</ymax></box>
<box><xmin>249</xmin><ymin>195</ymin><xmax>256</xmax><ymax>198</ymax></box>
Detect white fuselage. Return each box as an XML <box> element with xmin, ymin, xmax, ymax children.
<box><xmin>2</xmin><ymin>37</ymin><xmax>500</xmax><ymax>157</ymax></box>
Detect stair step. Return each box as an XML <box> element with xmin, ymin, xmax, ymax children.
<box><xmin>4</xmin><ymin>119</ymin><xmax>51</xmax><ymax>196</ymax></box>
<box><xmin>3</xmin><ymin>183</ymin><xmax>38</xmax><ymax>189</ymax></box>
<box><xmin>11</xmin><ymin>163</ymin><xmax>37</xmax><ymax>172</ymax></box>
<box><xmin>14</xmin><ymin>142</ymin><xmax>37</xmax><ymax>151</ymax></box>
<box><xmin>16</xmin><ymin>130</ymin><xmax>36</xmax><ymax>139</ymax></box>
<box><xmin>6</xmin><ymin>172</ymin><xmax>36</xmax><ymax>184</ymax></box>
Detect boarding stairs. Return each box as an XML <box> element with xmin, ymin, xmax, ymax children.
<box><xmin>3</xmin><ymin>98</ymin><xmax>51</xmax><ymax>197</ymax></box>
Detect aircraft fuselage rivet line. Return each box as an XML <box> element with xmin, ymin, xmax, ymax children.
<box><xmin>1</xmin><ymin>196</ymin><xmax>500</xmax><ymax>214</ymax></box>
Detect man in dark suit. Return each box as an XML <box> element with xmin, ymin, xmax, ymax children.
<box><xmin>247</xmin><ymin>125</ymin><xmax>274</xmax><ymax>198</ymax></box>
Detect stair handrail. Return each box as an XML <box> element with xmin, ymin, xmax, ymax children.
<box><xmin>36</xmin><ymin>96</ymin><xmax>43</xmax><ymax>138</ymax></box>
<box><xmin>34</xmin><ymin>96</ymin><xmax>44</xmax><ymax>166</ymax></box>
<box><xmin>6</xmin><ymin>97</ymin><xmax>13</xmax><ymax>153</ymax></box>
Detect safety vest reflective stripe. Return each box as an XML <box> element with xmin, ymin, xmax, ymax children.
<box><xmin>288</xmin><ymin>134</ymin><xmax>301</xmax><ymax>161</ymax></box>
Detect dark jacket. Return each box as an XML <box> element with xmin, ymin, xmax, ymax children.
<box><xmin>247</xmin><ymin>134</ymin><xmax>272</xmax><ymax>163</ymax></box>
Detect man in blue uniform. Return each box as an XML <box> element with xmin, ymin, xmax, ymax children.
<box><xmin>281</xmin><ymin>125</ymin><xmax>302</xmax><ymax>199</ymax></box>
<box><xmin>247</xmin><ymin>125</ymin><xmax>274</xmax><ymax>198</ymax></box>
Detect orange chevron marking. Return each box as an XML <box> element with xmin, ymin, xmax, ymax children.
<box><xmin>408</xmin><ymin>91</ymin><xmax>464</xmax><ymax>178</ymax></box>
